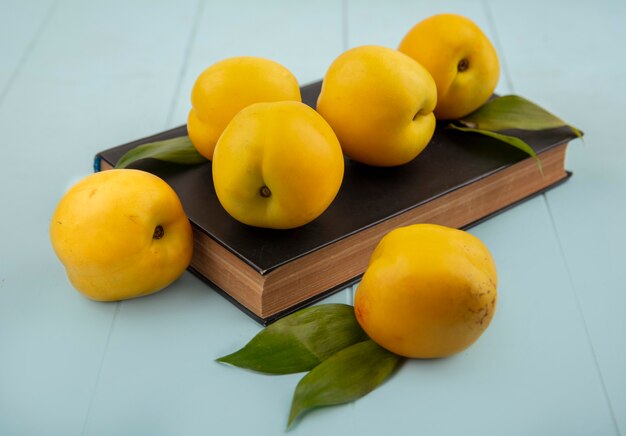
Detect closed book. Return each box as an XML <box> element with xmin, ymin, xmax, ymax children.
<box><xmin>95</xmin><ymin>81</ymin><xmax>577</xmax><ymax>324</ymax></box>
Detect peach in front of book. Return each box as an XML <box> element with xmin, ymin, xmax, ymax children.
<box><xmin>355</xmin><ymin>223</ymin><xmax>498</xmax><ymax>358</ymax></box>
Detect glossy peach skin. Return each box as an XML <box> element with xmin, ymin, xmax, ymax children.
<box><xmin>212</xmin><ymin>101</ymin><xmax>344</xmax><ymax>229</ymax></box>
<box><xmin>399</xmin><ymin>14</ymin><xmax>500</xmax><ymax>120</ymax></box>
<box><xmin>355</xmin><ymin>224</ymin><xmax>498</xmax><ymax>358</ymax></box>
<box><xmin>317</xmin><ymin>45</ymin><xmax>437</xmax><ymax>167</ymax></box>
<box><xmin>50</xmin><ymin>169</ymin><xmax>193</xmax><ymax>301</ymax></box>
<box><xmin>187</xmin><ymin>56</ymin><xmax>301</xmax><ymax>160</ymax></box>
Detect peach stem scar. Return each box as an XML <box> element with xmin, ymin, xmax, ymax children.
<box><xmin>153</xmin><ymin>225</ymin><xmax>164</xmax><ymax>239</ymax></box>
<box><xmin>259</xmin><ymin>185</ymin><xmax>272</xmax><ymax>198</ymax></box>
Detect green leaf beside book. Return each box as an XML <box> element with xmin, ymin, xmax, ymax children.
<box><xmin>448</xmin><ymin>94</ymin><xmax>581</xmax><ymax>169</ymax></box>
<box><xmin>216</xmin><ymin>303</ymin><xmax>402</xmax><ymax>429</ymax></box>
<box><xmin>115</xmin><ymin>135</ymin><xmax>207</xmax><ymax>169</ymax></box>
<box><xmin>288</xmin><ymin>339</ymin><xmax>401</xmax><ymax>428</ymax></box>
<box><xmin>447</xmin><ymin>124</ymin><xmax>543</xmax><ymax>174</ymax></box>
<box><xmin>457</xmin><ymin>95</ymin><xmax>582</xmax><ymax>136</ymax></box>
<box><xmin>217</xmin><ymin>304</ymin><xmax>369</xmax><ymax>374</ymax></box>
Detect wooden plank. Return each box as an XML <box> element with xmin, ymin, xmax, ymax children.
<box><xmin>81</xmin><ymin>2</ymin><xmax>353</xmax><ymax>435</ymax></box>
<box><xmin>0</xmin><ymin>0</ymin><xmax>56</xmax><ymax>98</ymax></box>
<box><xmin>489</xmin><ymin>0</ymin><xmax>626</xmax><ymax>433</ymax></box>
<box><xmin>0</xmin><ymin>0</ymin><xmax>200</xmax><ymax>434</ymax></box>
<box><xmin>346</xmin><ymin>0</ymin><xmax>618</xmax><ymax>434</ymax></box>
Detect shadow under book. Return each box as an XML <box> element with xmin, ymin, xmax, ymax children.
<box><xmin>95</xmin><ymin>81</ymin><xmax>577</xmax><ymax>325</ymax></box>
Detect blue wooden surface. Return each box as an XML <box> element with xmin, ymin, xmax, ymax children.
<box><xmin>1</xmin><ymin>0</ymin><xmax>624</xmax><ymax>435</ymax></box>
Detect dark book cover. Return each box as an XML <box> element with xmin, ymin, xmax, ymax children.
<box><xmin>95</xmin><ymin>81</ymin><xmax>577</xmax><ymax>323</ymax></box>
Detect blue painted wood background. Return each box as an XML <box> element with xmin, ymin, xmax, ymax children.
<box><xmin>1</xmin><ymin>0</ymin><xmax>624</xmax><ymax>434</ymax></box>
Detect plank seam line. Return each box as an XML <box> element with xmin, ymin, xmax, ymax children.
<box><xmin>341</xmin><ymin>0</ymin><xmax>349</xmax><ymax>52</ymax></box>
<box><xmin>80</xmin><ymin>302</ymin><xmax>121</xmax><ymax>436</ymax></box>
<box><xmin>0</xmin><ymin>0</ymin><xmax>61</xmax><ymax>109</ymax></box>
<box><xmin>165</xmin><ymin>0</ymin><xmax>207</xmax><ymax>127</ymax></box>
<box><xmin>345</xmin><ymin>283</ymin><xmax>355</xmax><ymax>306</ymax></box>
<box><xmin>482</xmin><ymin>0</ymin><xmax>516</xmax><ymax>94</ymax></box>
<box><xmin>543</xmin><ymin>195</ymin><xmax>622</xmax><ymax>436</ymax></box>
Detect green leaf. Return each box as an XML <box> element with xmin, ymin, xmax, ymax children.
<box><xmin>288</xmin><ymin>340</ymin><xmax>402</xmax><ymax>428</ymax></box>
<box><xmin>114</xmin><ymin>135</ymin><xmax>207</xmax><ymax>169</ymax></box>
<box><xmin>448</xmin><ymin>124</ymin><xmax>543</xmax><ymax>174</ymax></box>
<box><xmin>458</xmin><ymin>95</ymin><xmax>582</xmax><ymax>137</ymax></box>
<box><xmin>216</xmin><ymin>304</ymin><xmax>369</xmax><ymax>374</ymax></box>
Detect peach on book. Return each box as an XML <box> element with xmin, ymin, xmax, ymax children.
<box><xmin>212</xmin><ymin>101</ymin><xmax>344</xmax><ymax>230</ymax></box>
<box><xmin>399</xmin><ymin>14</ymin><xmax>500</xmax><ymax>120</ymax></box>
<box><xmin>187</xmin><ymin>56</ymin><xmax>301</xmax><ymax>160</ymax></box>
<box><xmin>317</xmin><ymin>45</ymin><xmax>437</xmax><ymax>167</ymax></box>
